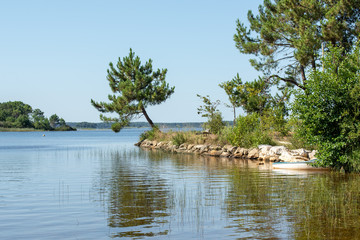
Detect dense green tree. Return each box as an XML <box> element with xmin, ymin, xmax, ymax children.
<box><xmin>31</xmin><ymin>108</ymin><xmax>52</xmax><ymax>130</ymax></box>
<box><xmin>59</xmin><ymin>118</ymin><xmax>66</xmax><ymax>127</ymax></box>
<box><xmin>91</xmin><ymin>49</ymin><xmax>175</xmax><ymax>132</ymax></box>
<box><xmin>220</xmin><ymin>76</ymin><xmax>272</xmax><ymax>116</ymax></box>
<box><xmin>234</xmin><ymin>0</ymin><xmax>360</xmax><ymax>90</ymax></box>
<box><xmin>238</xmin><ymin>78</ymin><xmax>271</xmax><ymax>115</ymax></box>
<box><xmin>0</xmin><ymin>101</ymin><xmax>74</xmax><ymax>131</ymax></box>
<box><xmin>49</xmin><ymin>114</ymin><xmax>60</xmax><ymax>128</ymax></box>
<box><xmin>292</xmin><ymin>44</ymin><xmax>360</xmax><ymax>172</ymax></box>
<box><xmin>31</xmin><ymin>108</ymin><xmax>45</xmax><ymax>122</ymax></box>
<box><xmin>0</xmin><ymin>101</ymin><xmax>33</xmax><ymax>128</ymax></box>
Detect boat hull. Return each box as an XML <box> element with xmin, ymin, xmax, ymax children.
<box><xmin>272</xmin><ymin>161</ymin><xmax>327</xmax><ymax>170</ymax></box>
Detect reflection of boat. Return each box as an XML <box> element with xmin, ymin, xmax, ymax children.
<box><xmin>272</xmin><ymin>159</ymin><xmax>328</xmax><ymax>170</ymax></box>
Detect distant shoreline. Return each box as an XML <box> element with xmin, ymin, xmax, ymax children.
<box><xmin>66</xmin><ymin>121</ymin><xmax>233</xmax><ymax>130</ymax></box>
<box><xmin>0</xmin><ymin>127</ymin><xmax>76</xmax><ymax>132</ymax></box>
<box><xmin>0</xmin><ymin>127</ymin><xmax>44</xmax><ymax>132</ymax></box>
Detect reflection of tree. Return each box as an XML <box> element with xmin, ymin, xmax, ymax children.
<box><xmin>225</xmin><ymin>168</ymin><xmax>286</xmax><ymax>238</ymax></box>
<box><xmin>98</xmin><ymin>148</ymin><xmax>360</xmax><ymax>239</ymax></box>
<box><xmin>225</xmin><ymin>169</ymin><xmax>360</xmax><ymax>239</ymax></box>
<box><xmin>106</xmin><ymin>150</ymin><xmax>172</xmax><ymax>238</ymax></box>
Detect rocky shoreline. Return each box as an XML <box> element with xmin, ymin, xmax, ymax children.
<box><xmin>136</xmin><ymin>139</ymin><xmax>317</xmax><ymax>162</ymax></box>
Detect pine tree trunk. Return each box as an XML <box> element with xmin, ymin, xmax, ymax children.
<box><xmin>300</xmin><ymin>65</ymin><xmax>307</xmax><ymax>86</ymax></box>
<box><xmin>141</xmin><ymin>106</ymin><xmax>155</xmax><ymax>129</ymax></box>
<box><xmin>233</xmin><ymin>106</ymin><xmax>236</xmax><ymax>126</ymax></box>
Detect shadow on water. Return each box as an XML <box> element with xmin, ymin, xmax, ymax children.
<box><xmin>92</xmin><ymin>148</ymin><xmax>360</xmax><ymax>239</ymax></box>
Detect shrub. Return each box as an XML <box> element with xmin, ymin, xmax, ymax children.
<box><xmin>225</xmin><ymin>113</ymin><xmax>275</xmax><ymax>148</ymax></box>
<box><xmin>197</xmin><ymin>95</ymin><xmax>225</xmax><ymax>134</ymax></box>
<box><xmin>203</xmin><ymin>112</ymin><xmax>225</xmax><ymax>134</ymax></box>
<box><xmin>172</xmin><ymin>132</ymin><xmax>187</xmax><ymax>146</ymax></box>
<box><xmin>140</xmin><ymin>126</ymin><xmax>160</xmax><ymax>141</ymax></box>
<box><xmin>292</xmin><ymin>44</ymin><xmax>360</xmax><ymax>172</ymax></box>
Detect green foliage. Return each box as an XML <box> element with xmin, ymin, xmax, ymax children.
<box><xmin>140</xmin><ymin>126</ymin><xmax>160</xmax><ymax>141</ymax></box>
<box><xmin>31</xmin><ymin>109</ymin><xmax>51</xmax><ymax>130</ymax></box>
<box><xmin>292</xmin><ymin>44</ymin><xmax>360</xmax><ymax>172</ymax></box>
<box><xmin>172</xmin><ymin>132</ymin><xmax>187</xmax><ymax>147</ymax></box>
<box><xmin>49</xmin><ymin>114</ymin><xmax>60</xmax><ymax>128</ymax></box>
<box><xmin>224</xmin><ymin>113</ymin><xmax>275</xmax><ymax>148</ymax></box>
<box><xmin>260</xmin><ymin>88</ymin><xmax>291</xmax><ymax>136</ymax></box>
<box><xmin>33</xmin><ymin>118</ymin><xmax>52</xmax><ymax>130</ymax></box>
<box><xmin>91</xmin><ymin>48</ymin><xmax>175</xmax><ymax>133</ymax></box>
<box><xmin>203</xmin><ymin>112</ymin><xmax>225</xmax><ymax>135</ymax></box>
<box><xmin>111</xmin><ymin>122</ymin><xmax>123</xmax><ymax>133</ymax></box>
<box><xmin>234</xmin><ymin>0</ymin><xmax>360</xmax><ymax>90</ymax></box>
<box><xmin>220</xmin><ymin>73</ymin><xmax>291</xmax><ymax>136</ymax></box>
<box><xmin>0</xmin><ymin>101</ymin><xmax>74</xmax><ymax>131</ymax></box>
<box><xmin>197</xmin><ymin>94</ymin><xmax>225</xmax><ymax>134</ymax></box>
<box><xmin>0</xmin><ymin>101</ymin><xmax>33</xmax><ymax>128</ymax></box>
<box><xmin>219</xmin><ymin>74</ymin><xmax>243</xmax><ymax>123</ymax></box>
<box><xmin>54</xmin><ymin>125</ymin><xmax>76</xmax><ymax>131</ymax></box>
<box><xmin>237</xmin><ymin>77</ymin><xmax>271</xmax><ymax>115</ymax></box>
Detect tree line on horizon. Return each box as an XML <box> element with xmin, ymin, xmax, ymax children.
<box><xmin>67</xmin><ymin>121</ymin><xmax>233</xmax><ymax>129</ymax></box>
<box><xmin>91</xmin><ymin>0</ymin><xmax>360</xmax><ymax>172</ymax></box>
<box><xmin>0</xmin><ymin>101</ymin><xmax>76</xmax><ymax>131</ymax></box>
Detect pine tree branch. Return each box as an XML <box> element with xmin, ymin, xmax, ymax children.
<box><xmin>266</xmin><ymin>75</ymin><xmax>306</xmax><ymax>90</ymax></box>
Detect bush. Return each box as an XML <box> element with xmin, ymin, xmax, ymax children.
<box><xmin>203</xmin><ymin>112</ymin><xmax>225</xmax><ymax>134</ymax></box>
<box><xmin>140</xmin><ymin>126</ymin><xmax>160</xmax><ymax>141</ymax></box>
<box><xmin>172</xmin><ymin>132</ymin><xmax>187</xmax><ymax>146</ymax></box>
<box><xmin>292</xmin><ymin>44</ymin><xmax>360</xmax><ymax>172</ymax></box>
<box><xmin>224</xmin><ymin>113</ymin><xmax>275</xmax><ymax>148</ymax></box>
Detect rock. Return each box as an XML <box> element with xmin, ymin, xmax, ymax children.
<box><xmin>291</xmin><ymin>148</ymin><xmax>309</xmax><ymax>158</ymax></box>
<box><xmin>279</xmin><ymin>151</ymin><xmax>292</xmax><ymax>162</ymax></box>
<box><xmin>309</xmin><ymin>150</ymin><xmax>317</xmax><ymax>160</ymax></box>
<box><xmin>258</xmin><ymin>145</ymin><xmax>272</xmax><ymax>151</ymax></box>
<box><xmin>140</xmin><ymin>139</ymin><xmax>152</xmax><ymax>148</ymax></box>
<box><xmin>134</xmin><ymin>141</ymin><xmax>143</xmax><ymax>146</ymax></box>
<box><xmin>200</xmin><ymin>145</ymin><xmax>209</xmax><ymax>154</ymax></box>
<box><xmin>208</xmin><ymin>150</ymin><xmax>222</xmax><ymax>157</ymax></box>
<box><xmin>279</xmin><ymin>150</ymin><xmax>310</xmax><ymax>162</ymax></box>
<box><xmin>258</xmin><ymin>145</ymin><xmax>273</xmax><ymax>160</ymax></box>
<box><xmin>179</xmin><ymin>143</ymin><xmax>188</xmax><ymax>150</ymax></box>
<box><xmin>269</xmin><ymin>156</ymin><xmax>280</xmax><ymax>162</ymax></box>
<box><xmin>193</xmin><ymin>145</ymin><xmax>203</xmax><ymax>150</ymax></box>
<box><xmin>223</xmin><ymin>145</ymin><xmax>237</xmax><ymax>153</ymax></box>
<box><xmin>187</xmin><ymin>144</ymin><xmax>194</xmax><ymax>150</ymax></box>
<box><xmin>209</xmin><ymin>145</ymin><xmax>222</xmax><ymax>151</ymax></box>
<box><xmin>220</xmin><ymin>152</ymin><xmax>231</xmax><ymax>158</ymax></box>
<box><xmin>234</xmin><ymin>148</ymin><xmax>248</xmax><ymax>156</ymax></box>
<box><xmin>248</xmin><ymin>148</ymin><xmax>259</xmax><ymax>159</ymax></box>
<box><xmin>269</xmin><ymin>146</ymin><xmax>288</xmax><ymax>155</ymax></box>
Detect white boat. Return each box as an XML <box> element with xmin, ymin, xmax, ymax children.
<box><xmin>272</xmin><ymin>159</ymin><xmax>328</xmax><ymax>170</ymax></box>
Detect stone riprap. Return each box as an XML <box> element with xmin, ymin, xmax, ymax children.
<box><xmin>136</xmin><ymin>139</ymin><xmax>317</xmax><ymax>162</ymax></box>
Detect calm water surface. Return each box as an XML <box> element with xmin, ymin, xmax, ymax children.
<box><xmin>1</xmin><ymin>129</ymin><xmax>360</xmax><ymax>239</ymax></box>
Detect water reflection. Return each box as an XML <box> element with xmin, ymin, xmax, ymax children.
<box><xmin>105</xmin><ymin>150</ymin><xmax>172</xmax><ymax>238</ymax></box>
<box><xmin>95</xmin><ymin>148</ymin><xmax>360</xmax><ymax>239</ymax></box>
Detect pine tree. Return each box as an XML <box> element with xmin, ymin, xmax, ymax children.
<box><xmin>234</xmin><ymin>0</ymin><xmax>360</xmax><ymax>90</ymax></box>
<box><xmin>91</xmin><ymin>49</ymin><xmax>175</xmax><ymax>132</ymax></box>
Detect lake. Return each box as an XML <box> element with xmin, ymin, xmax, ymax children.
<box><xmin>1</xmin><ymin>129</ymin><xmax>360</xmax><ymax>239</ymax></box>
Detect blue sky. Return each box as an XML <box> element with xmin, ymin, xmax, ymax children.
<box><xmin>1</xmin><ymin>0</ymin><xmax>263</xmax><ymax>123</ymax></box>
